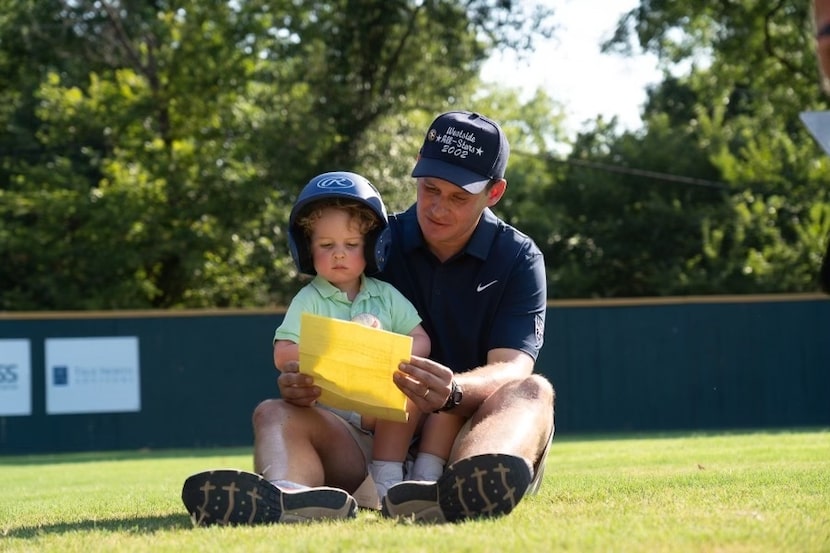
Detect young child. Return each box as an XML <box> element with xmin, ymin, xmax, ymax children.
<box><xmin>272</xmin><ymin>171</ymin><xmax>455</xmax><ymax>503</ymax></box>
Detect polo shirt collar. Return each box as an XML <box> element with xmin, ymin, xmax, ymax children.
<box><xmin>465</xmin><ymin>208</ymin><xmax>498</xmax><ymax>260</ymax></box>
<box><xmin>399</xmin><ymin>205</ymin><xmax>425</xmax><ymax>254</ymax></box>
<box><xmin>309</xmin><ymin>275</ymin><xmax>342</xmax><ymax>299</ymax></box>
<box><xmin>309</xmin><ymin>274</ymin><xmax>381</xmax><ymax>300</ymax></box>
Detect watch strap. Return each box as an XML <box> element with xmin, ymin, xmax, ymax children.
<box><xmin>434</xmin><ymin>380</ymin><xmax>461</xmax><ymax>413</ymax></box>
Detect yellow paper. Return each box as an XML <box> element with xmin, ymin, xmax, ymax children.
<box><xmin>298</xmin><ymin>312</ymin><xmax>412</xmax><ymax>422</ymax></box>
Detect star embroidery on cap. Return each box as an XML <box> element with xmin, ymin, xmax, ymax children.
<box><xmin>476</xmin><ymin>147</ymin><xmax>483</xmax><ymax>155</ymax></box>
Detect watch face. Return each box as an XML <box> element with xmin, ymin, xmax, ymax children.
<box><xmin>436</xmin><ymin>381</ymin><xmax>462</xmax><ymax>413</ymax></box>
<box><xmin>451</xmin><ymin>383</ymin><xmax>462</xmax><ymax>405</ymax></box>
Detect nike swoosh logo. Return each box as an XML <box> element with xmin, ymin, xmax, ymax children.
<box><xmin>476</xmin><ymin>280</ymin><xmax>498</xmax><ymax>292</ymax></box>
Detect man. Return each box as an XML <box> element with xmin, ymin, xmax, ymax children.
<box><xmin>181</xmin><ymin>110</ymin><xmax>555</xmax><ymax>525</ymax></box>
<box><xmin>814</xmin><ymin>0</ymin><xmax>830</xmax><ymax>292</ymax></box>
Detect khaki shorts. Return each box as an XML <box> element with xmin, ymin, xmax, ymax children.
<box><xmin>321</xmin><ymin>406</ymin><xmax>375</xmax><ymax>465</ymax></box>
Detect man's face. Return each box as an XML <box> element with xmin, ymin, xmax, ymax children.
<box><xmin>415</xmin><ymin>176</ymin><xmax>505</xmax><ymax>260</ymax></box>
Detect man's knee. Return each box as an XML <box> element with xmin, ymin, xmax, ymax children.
<box><xmin>252</xmin><ymin>398</ymin><xmax>286</xmax><ymax>430</ymax></box>
<box><xmin>513</xmin><ymin>374</ymin><xmax>555</xmax><ymax>408</ymax></box>
<box><xmin>510</xmin><ymin>375</ymin><xmax>555</xmax><ymax>443</ymax></box>
<box><xmin>476</xmin><ymin>374</ymin><xmax>554</xmax><ymax>421</ymax></box>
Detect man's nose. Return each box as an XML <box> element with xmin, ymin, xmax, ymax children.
<box><xmin>429</xmin><ymin>197</ymin><xmax>449</xmax><ymax>217</ymax></box>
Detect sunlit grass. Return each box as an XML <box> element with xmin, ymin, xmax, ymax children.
<box><xmin>1</xmin><ymin>430</ymin><xmax>828</xmax><ymax>552</ymax></box>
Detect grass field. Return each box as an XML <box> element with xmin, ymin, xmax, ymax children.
<box><xmin>1</xmin><ymin>429</ymin><xmax>828</xmax><ymax>552</ymax></box>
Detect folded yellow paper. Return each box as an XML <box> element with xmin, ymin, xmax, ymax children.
<box><xmin>299</xmin><ymin>312</ymin><xmax>412</xmax><ymax>422</ymax></box>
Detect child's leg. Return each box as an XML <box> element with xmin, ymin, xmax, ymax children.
<box><xmin>370</xmin><ymin>401</ymin><xmax>421</xmax><ymax>497</ymax></box>
<box><xmin>410</xmin><ymin>413</ymin><xmax>465</xmax><ymax>481</ymax></box>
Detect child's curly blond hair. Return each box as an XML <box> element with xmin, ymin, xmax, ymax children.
<box><xmin>296</xmin><ymin>198</ymin><xmax>380</xmax><ymax>238</ymax></box>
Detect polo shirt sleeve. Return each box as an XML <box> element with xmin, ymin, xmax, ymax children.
<box><xmin>273</xmin><ymin>285</ymin><xmax>316</xmax><ymax>343</ymax></box>
<box><xmin>489</xmin><ymin>243</ymin><xmax>547</xmax><ymax>360</ymax></box>
<box><xmin>384</xmin><ymin>283</ymin><xmax>424</xmax><ymax>336</ymax></box>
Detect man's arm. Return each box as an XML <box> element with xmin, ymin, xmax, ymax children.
<box><xmin>450</xmin><ymin>348</ymin><xmax>535</xmax><ymax>417</ymax></box>
<box><xmin>394</xmin><ymin>348</ymin><xmax>535</xmax><ymax>416</ymax></box>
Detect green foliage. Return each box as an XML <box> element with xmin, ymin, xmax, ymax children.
<box><xmin>3</xmin><ymin>0</ymin><xmax>830</xmax><ymax>306</ymax></box>
<box><xmin>539</xmin><ymin>114</ymin><xmax>730</xmax><ymax>297</ymax></box>
<box><xmin>553</xmin><ymin>0</ymin><xmax>830</xmax><ymax>297</ymax></box>
<box><xmin>0</xmin><ymin>0</ymin><xmax>554</xmax><ymax>309</ymax></box>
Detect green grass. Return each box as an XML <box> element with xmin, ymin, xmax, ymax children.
<box><xmin>1</xmin><ymin>430</ymin><xmax>829</xmax><ymax>552</ymax></box>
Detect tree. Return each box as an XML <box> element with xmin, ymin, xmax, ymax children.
<box><xmin>564</xmin><ymin>0</ymin><xmax>830</xmax><ymax>295</ymax></box>
<box><xmin>0</xmin><ymin>0</ymin><xmax>555</xmax><ymax>310</ymax></box>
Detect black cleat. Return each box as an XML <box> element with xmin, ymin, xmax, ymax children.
<box><xmin>381</xmin><ymin>453</ymin><xmax>532</xmax><ymax>523</ymax></box>
<box><xmin>181</xmin><ymin>469</ymin><xmax>357</xmax><ymax>526</ymax></box>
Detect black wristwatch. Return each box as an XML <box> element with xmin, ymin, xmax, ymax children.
<box><xmin>434</xmin><ymin>380</ymin><xmax>462</xmax><ymax>413</ymax></box>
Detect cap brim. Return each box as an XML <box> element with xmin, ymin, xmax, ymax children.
<box><xmin>411</xmin><ymin>157</ymin><xmax>489</xmax><ymax>194</ymax></box>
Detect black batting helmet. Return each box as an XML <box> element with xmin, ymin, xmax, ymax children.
<box><xmin>288</xmin><ymin>171</ymin><xmax>391</xmax><ymax>275</ymax></box>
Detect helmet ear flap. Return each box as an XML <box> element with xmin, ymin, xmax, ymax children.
<box><xmin>366</xmin><ymin>226</ymin><xmax>391</xmax><ymax>274</ymax></box>
<box><xmin>288</xmin><ymin>227</ymin><xmax>314</xmax><ymax>275</ymax></box>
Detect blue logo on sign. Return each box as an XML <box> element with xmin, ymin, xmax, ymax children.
<box><xmin>53</xmin><ymin>366</ymin><xmax>68</xmax><ymax>386</ymax></box>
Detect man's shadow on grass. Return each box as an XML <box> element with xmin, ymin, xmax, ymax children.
<box><xmin>4</xmin><ymin>513</ymin><xmax>195</xmax><ymax>538</ymax></box>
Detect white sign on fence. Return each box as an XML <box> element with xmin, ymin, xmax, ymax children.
<box><xmin>45</xmin><ymin>336</ymin><xmax>141</xmax><ymax>414</ymax></box>
<box><xmin>0</xmin><ymin>339</ymin><xmax>32</xmax><ymax>416</ymax></box>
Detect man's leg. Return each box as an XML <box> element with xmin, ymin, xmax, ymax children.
<box><xmin>447</xmin><ymin>374</ymin><xmax>554</xmax><ymax>468</ymax></box>
<box><xmin>252</xmin><ymin>400</ymin><xmax>369</xmax><ymax>492</ymax></box>
<box><xmin>382</xmin><ymin>375</ymin><xmax>555</xmax><ymax>522</ymax></box>
<box><xmin>182</xmin><ymin>399</ymin><xmax>367</xmax><ymax>526</ymax></box>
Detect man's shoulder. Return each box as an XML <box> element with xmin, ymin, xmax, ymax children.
<box><xmin>386</xmin><ymin>205</ymin><xmax>421</xmax><ymax>252</ymax></box>
<box><xmin>487</xmin><ymin>211</ymin><xmax>543</xmax><ymax>259</ymax></box>
<box><xmin>388</xmin><ymin>205</ymin><xmax>417</xmax><ymax>228</ymax></box>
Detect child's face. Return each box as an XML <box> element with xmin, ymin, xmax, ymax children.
<box><xmin>309</xmin><ymin>207</ymin><xmax>367</xmax><ymax>290</ymax></box>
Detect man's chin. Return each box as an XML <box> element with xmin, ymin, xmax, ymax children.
<box><xmin>420</xmin><ymin>218</ymin><xmax>450</xmax><ymax>237</ymax></box>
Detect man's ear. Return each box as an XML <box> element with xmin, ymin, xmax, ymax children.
<box><xmin>486</xmin><ymin>179</ymin><xmax>507</xmax><ymax>206</ymax></box>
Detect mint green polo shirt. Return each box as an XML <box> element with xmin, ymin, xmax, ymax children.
<box><xmin>274</xmin><ymin>274</ymin><xmax>423</xmax><ymax>343</ymax></box>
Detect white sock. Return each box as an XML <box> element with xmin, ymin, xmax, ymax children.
<box><xmin>410</xmin><ymin>452</ymin><xmax>446</xmax><ymax>482</ymax></box>
<box><xmin>269</xmin><ymin>479</ymin><xmax>310</xmax><ymax>491</ymax></box>
<box><xmin>370</xmin><ymin>460</ymin><xmax>403</xmax><ymax>497</ymax></box>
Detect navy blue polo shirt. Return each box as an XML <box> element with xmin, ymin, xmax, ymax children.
<box><xmin>377</xmin><ymin>205</ymin><xmax>546</xmax><ymax>373</ymax></box>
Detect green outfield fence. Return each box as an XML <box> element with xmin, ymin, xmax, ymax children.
<box><xmin>1</xmin><ymin>294</ymin><xmax>828</xmax><ymax>454</ymax></box>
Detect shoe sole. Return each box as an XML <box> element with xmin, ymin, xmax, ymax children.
<box><xmin>181</xmin><ymin>469</ymin><xmax>357</xmax><ymax>526</ymax></box>
<box><xmin>382</xmin><ymin>453</ymin><xmax>532</xmax><ymax>523</ymax></box>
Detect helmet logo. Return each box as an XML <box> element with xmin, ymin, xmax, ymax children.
<box><xmin>316</xmin><ymin>175</ymin><xmax>355</xmax><ymax>189</ymax></box>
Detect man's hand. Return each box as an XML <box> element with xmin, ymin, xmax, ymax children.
<box><xmin>394</xmin><ymin>354</ymin><xmax>455</xmax><ymax>413</ymax></box>
<box><xmin>277</xmin><ymin>360</ymin><xmax>320</xmax><ymax>407</ymax></box>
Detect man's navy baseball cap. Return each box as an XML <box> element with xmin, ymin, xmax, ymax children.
<box><xmin>411</xmin><ymin>110</ymin><xmax>510</xmax><ymax>194</ymax></box>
